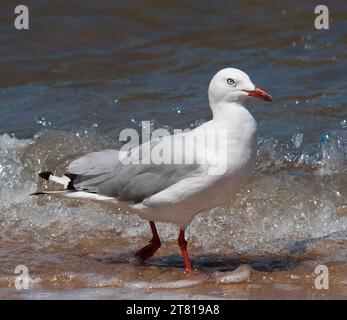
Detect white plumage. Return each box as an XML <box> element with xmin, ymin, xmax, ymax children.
<box><xmin>37</xmin><ymin>68</ymin><xmax>272</xmax><ymax>271</ymax></box>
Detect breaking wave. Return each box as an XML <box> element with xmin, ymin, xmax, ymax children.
<box><xmin>0</xmin><ymin>123</ymin><xmax>346</xmax><ymax>256</ymax></box>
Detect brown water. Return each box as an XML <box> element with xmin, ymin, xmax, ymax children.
<box><xmin>0</xmin><ymin>0</ymin><xmax>347</xmax><ymax>299</ymax></box>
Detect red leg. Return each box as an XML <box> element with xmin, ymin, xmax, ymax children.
<box><xmin>178</xmin><ymin>229</ymin><xmax>193</xmax><ymax>272</ymax></box>
<box><xmin>135</xmin><ymin>221</ymin><xmax>161</xmax><ymax>262</ymax></box>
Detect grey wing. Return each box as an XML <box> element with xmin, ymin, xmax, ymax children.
<box><xmin>68</xmin><ymin>138</ymin><xmax>202</xmax><ymax>203</ymax></box>
<box><xmin>68</xmin><ymin>149</ymin><xmax>120</xmax><ymax>175</ymax></box>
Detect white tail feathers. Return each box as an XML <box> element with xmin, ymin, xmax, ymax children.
<box><xmin>38</xmin><ymin>171</ymin><xmax>76</xmax><ymax>190</ymax></box>
<box><xmin>33</xmin><ymin>171</ymin><xmax>120</xmax><ymax>205</ymax></box>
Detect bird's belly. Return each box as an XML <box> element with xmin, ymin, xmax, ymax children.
<box><xmin>199</xmin><ymin>162</ymin><xmax>254</xmax><ymax>208</ymax></box>
<box><xmin>135</xmin><ymin>135</ymin><xmax>257</xmax><ymax>227</ymax></box>
<box><xmin>135</xmin><ymin>159</ymin><xmax>254</xmax><ymax>227</ymax></box>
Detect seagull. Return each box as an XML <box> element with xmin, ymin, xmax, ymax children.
<box><xmin>34</xmin><ymin>68</ymin><xmax>272</xmax><ymax>272</ymax></box>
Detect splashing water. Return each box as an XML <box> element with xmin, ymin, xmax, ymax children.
<box><xmin>0</xmin><ymin>124</ymin><xmax>346</xmax><ymax>255</ymax></box>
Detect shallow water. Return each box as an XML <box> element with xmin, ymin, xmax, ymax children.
<box><xmin>0</xmin><ymin>0</ymin><xmax>347</xmax><ymax>299</ymax></box>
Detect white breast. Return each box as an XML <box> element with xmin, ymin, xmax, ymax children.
<box><xmin>133</xmin><ymin>105</ymin><xmax>257</xmax><ymax>227</ymax></box>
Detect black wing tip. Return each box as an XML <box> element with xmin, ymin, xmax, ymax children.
<box><xmin>38</xmin><ymin>171</ymin><xmax>53</xmax><ymax>180</ymax></box>
<box><xmin>64</xmin><ymin>173</ymin><xmax>78</xmax><ymax>190</ymax></box>
<box><xmin>64</xmin><ymin>173</ymin><xmax>78</xmax><ymax>181</ymax></box>
<box><xmin>30</xmin><ymin>191</ymin><xmax>48</xmax><ymax>196</ymax></box>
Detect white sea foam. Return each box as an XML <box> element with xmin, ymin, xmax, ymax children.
<box><xmin>0</xmin><ymin>128</ymin><xmax>346</xmax><ymax>255</ymax></box>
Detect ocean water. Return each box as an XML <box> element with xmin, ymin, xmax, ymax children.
<box><xmin>0</xmin><ymin>0</ymin><xmax>346</xmax><ymax>299</ymax></box>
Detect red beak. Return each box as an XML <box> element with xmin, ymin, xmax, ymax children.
<box><xmin>248</xmin><ymin>87</ymin><xmax>272</xmax><ymax>101</ymax></box>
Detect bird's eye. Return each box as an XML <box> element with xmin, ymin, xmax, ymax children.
<box><xmin>227</xmin><ymin>78</ymin><xmax>235</xmax><ymax>85</ymax></box>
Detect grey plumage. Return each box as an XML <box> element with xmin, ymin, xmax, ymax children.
<box><xmin>68</xmin><ymin>138</ymin><xmax>202</xmax><ymax>203</ymax></box>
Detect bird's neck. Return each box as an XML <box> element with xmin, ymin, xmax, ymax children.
<box><xmin>209</xmin><ymin>102</ymin><xmax>257</xmax><ymax>142</ymax></box>
<box><xmin>211</xmin><ymin>101</ymin><xmax>246</xmax><ymax>123</ymax></box>
<box><xmin>209</xmin><ymin>101</ymin><xmax>258</xmax><ymax>166</ymax></box>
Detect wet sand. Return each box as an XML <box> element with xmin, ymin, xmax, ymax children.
<box><xmin>1</xmin><ymin>220</ymin><xmax>347</xmax><ymax>299</ymax></box>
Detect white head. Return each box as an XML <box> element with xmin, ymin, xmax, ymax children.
<box><xmin>208</xmin><ymin>68</ymin><xmax>272</xmax><ymax>107</ymax></box>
